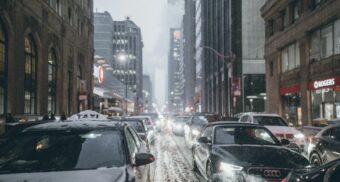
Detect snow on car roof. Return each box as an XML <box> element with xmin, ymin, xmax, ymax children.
<box><xmin>24</xmin><ymin>120</ymin><xmax>119</xmax><ymax>131</ymax></box>
<box><xmin>242</xmin><ymin>112</ymin><xmax>281</xmax><ymax>117</ymax></box>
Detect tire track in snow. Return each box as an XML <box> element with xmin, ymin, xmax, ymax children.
<box><xmin>150</xmin><ymin>129</ymin><xmax>201</xmax><ymax>182</ymax></box>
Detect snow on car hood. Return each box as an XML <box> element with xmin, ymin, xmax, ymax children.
<box><xmin>265</xmin><ymin>126</ymin><xmax>301</xmax><ymax>135</ymax></box>
<box><xmin>0</xmin><ymin>167</ymin><xmax>126</xmax><ymax>182</ymax></box>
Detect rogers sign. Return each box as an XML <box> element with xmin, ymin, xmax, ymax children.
<box><xmin>311</xmin><ymin>78</ymin><xmax>337</xmax><ymax>90</ymax></box>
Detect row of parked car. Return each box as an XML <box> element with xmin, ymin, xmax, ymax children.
<box><xmin>0</xmin><ymin>110</ymin><xmax>161</xmax><ymax>182</ymax></box>
<box><xmin>170</xmin><ymin>112</ymin><xmax>340</xmax><ymax>182</ymax></box>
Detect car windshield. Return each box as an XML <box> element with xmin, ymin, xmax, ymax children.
<box><xmin>193</xmin><ymin>115</ymin><xmax>218</xmax><ymax>126</ymax></box>
<box><xmin>0</xmin><ymin>129</ymin><xmax>125</xmax><ymax>173</ymax></box>
<box><xmin>174</xmin><ymin>116</ymin><xmax>191</xmax><ymax>123</ymax></box>
<box><xmin>124</xmin><ymin>121</ymin><xmax>146</xmax><ymax>133</ymax></box>
<box><xmin>254</xmin><ymin>116</ymin><xmax>288</xmax><ymax>126</ymax></box>
<box><xmin>214</xmin><ymin>126</ymin><xmax>280</xmax><ymax>146</ymax></box>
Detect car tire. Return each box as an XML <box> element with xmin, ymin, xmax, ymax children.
<box><xmin>310</xmin><ymin>152</ymin><xmax>322</xmax><ymax>167</ymax></box>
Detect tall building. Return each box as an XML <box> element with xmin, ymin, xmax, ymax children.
<box><xmin>195</xmin><ymin>0</ymin><xmax>265</xmax><ymax>116</ymax></box>
<box><xmin>94</xmin><ymin>12</ymin><xmax>114</xmax><ymax>65</ymax></box>
<box><xmin>112</xmin><ymin>19</ymin><xmax>143</xmax><ymax>113</ymax></box>
<box><xmin>143</xmin><ymin>74</ymin><xmax>153</xmax><ymax>113</ymax></box>
<box><xmin>262</xmin><ymin>0</ymin><xmax>340</xmax><ymax>126</ymax></box>
<box><xmin>182</xmin><ymin>0</ymin><xmax>196</xmax><ymax>112</ymax></box>
<box><xmin>0</xmin><ymin>0</ymin><xmax>94</xmax><ymax>127</ymax></box>
<box><xmin>168</xmin><ymin>28</ymin><xmax>185</xmax><ymax>113</ymax></box>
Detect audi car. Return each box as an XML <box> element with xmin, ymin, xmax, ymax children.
<box><xmin>308</xmin><ymin>124</ymin><xmax>340</xmax><ymax>167</ymax></box>
<box><xmin>192</xmin><ymin>122</ymin><xmax>310</xmax><ymax>182</ymax></box>
<box><xmin>0</xmin><ymin>120</ymin><xmax>155</xmax><ymax>182</ymax></box>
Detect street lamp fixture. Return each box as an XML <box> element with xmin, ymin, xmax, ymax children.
<box><xmin>118</xmin><ymin>54</ymin><xmax>127</xmax><ymax>62</ymax></box>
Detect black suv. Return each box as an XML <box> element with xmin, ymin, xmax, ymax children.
<box><xmin>0</xmin><ymin>120</ymin><xmax>155</xmax><ymax>182</ymax></box>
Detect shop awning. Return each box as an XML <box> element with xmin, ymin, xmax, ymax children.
<box><xmin>279</xmin><ymin>84</ymin><xmax>300</xmax><ymax>95</ymax></box>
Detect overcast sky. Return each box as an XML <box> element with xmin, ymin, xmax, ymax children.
<box><xmin>94</xmin><ymin>0</ymin><xmax>184</xmax><ymax>108</ymax></box>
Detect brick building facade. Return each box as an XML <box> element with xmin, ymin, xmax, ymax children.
<box><xmin>262</xmin><ymin>0</ymin><xmax>340</xmax><ymax>126</ymax></box>
<box><xmin>0</xmin><ymin>0</ymin><xmax>94</xmax><ymax>123</ymax></box>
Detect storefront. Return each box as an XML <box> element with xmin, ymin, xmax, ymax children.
<box><xmin>279</xmin><ymin>84</ymin><xmax>302</xmax><ymax>126</ymax></box>
<box><xmin>309</xmin><ymin>76</ymin><xmax>340</xmax><ymax>120</ymax></box>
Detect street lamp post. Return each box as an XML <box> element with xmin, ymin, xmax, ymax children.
<box><xmin>200</xmin><ymin>45</ymin><xmax>236</xmax><ymax>116</ymax></box>
<box><xmin>117</xmin><ymin>53</ymin><xmax>129</xmax><ymax>115</ymax></box>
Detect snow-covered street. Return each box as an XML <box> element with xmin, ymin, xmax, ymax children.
<box><xmin>149</xmin><ymin>129</ymin><xmax>205</xmax><ymax>182</ymax></box>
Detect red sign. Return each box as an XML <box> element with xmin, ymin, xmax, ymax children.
<box><xmin>98</xmin><ymin>66</ymin><xmax>104</xmax><ymax>83</ymax></box>
<box><xmin>308</xmin><ymin>76</ymin><xmax>340</xmax><ymax>90</ymax></box>
<box><xmin>280</xmin><ymin>84</ymin><xmax>300</xmax><ymax>95</ymax></box>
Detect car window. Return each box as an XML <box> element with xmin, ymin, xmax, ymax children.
<box><xmin>125</xmin><ymin>129</ymin><xmax>138</xmax><ymax>157</ymax></box>
<box><xmin>0</xmin><ymin>130</ymin><xmax>126</xmax><ymax>173</ymax></box>
<box><xmin>322</xmin><ymin>128</ymin><xmax>332</xmax><ymax>137</ymax></box>
<box><xmin>253</xmin><ymin>116</ymin><xmax>288</xmax><ymax>126</ymax></box>
<box><xmin>240</xmin><ymin>115</ymin><xmax>249</xmax><ymax>122</ymax></box>
<box><xmin>175</xmin><ymin>116</ymin><xmax>191</xmax><ymax>123</ymax></box>
<box><xmin>214</xmin><ymin>126</ymin><xmax>279</xmax><ymax>145</ymax></box>
<box><xmin>201</xmin><ymin>126</ymin><xmax>213</xmax><ymax>138</ymax></box>
<box><xmin>124</xmin><ymin>121</ymin><xmax>146</xmax><ymax>133</ymax></box>
<box><xmin>330</xmin><ymin>127</ymin><xmax>340</xmax><ymax>142</ymax></box>
<box><xmin>193</xmin><ymin>115</ymin><xmax>218</xmax><ymax>126</ymax></box>
<box><xmin>128</xmin><ymin>127</ymin><xmax>141</xmax><ymax>149</ymax></box>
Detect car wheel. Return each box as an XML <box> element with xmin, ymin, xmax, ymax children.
<box><xmin>310</xmin><ymin>153</ymin><xmax>322</xmax><ymax>167</ymax></box>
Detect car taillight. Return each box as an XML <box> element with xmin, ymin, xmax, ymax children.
<box><xmin>281</xmin><ymin>178</ymin><xmax>287</xmax><ymax>182</ymax></box>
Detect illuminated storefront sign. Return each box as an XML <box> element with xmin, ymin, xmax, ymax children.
<box><xmin>308</xmin><ymin>76</ymin><xmax>340</xmax><ymax>90</ymax></box>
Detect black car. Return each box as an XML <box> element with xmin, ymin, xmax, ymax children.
<box><xmin>184</xmin><ymin>113</ymin><xmax>220</xmax><ymax>148</ymax></box>
<box><xmin>192</xmin><ymin>122</ymin><xmax>309</xmax><ymax>182</ymax></box>
<box><xmin>172</xmin><ymin>115</ymin><xmax>192</xmax><ymax>136</ymax></box>
<box><xmin>283</xmin><ymin>159</ymin><xmax>340</xmax><ymax>182</ymax></box>
<box><xmin>0</xmin><ymin>120</ymin><xmax>155</xmax><ymax>182</ymax></box>
<box><xmin>308</xmin><ymin>124</ymin><xmax>340</xmax><ymax>167</ymax></box>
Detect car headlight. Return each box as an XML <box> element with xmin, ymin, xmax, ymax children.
<box><xmin>219</xmin><ymin>162</ymin><xmax>243</xmax><ymax>171</ymax></box>
<box><xmin>294</xmin><ymin>133</ymin><xmax>305</xmax><ymax>139</ymax></box>
<box><xmin>192</xmin><ymin>129</ymin><xmax>200</xmax><ymax>136</ymax></box>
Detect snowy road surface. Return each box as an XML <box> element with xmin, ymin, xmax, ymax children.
<box><xmin>149</xmin><ymin>129</ymin><xmax>205</xmax><ymax>182</ymax></box>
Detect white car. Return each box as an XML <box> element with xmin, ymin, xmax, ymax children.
<box><xmin>238</xmin><ymin>113</ymin><xmax>306</xmax><ymax>152</ymax></box>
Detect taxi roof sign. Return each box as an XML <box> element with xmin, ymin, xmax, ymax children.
<box><xmin>68</xmin><ymin>110</ymin><xmax>108</xmax><ymax>121</ymax></box>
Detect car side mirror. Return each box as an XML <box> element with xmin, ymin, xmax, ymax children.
<box><xmin>281</xmin><ymin>139</ymin><xmax>290</xmax><ymax>146</ymax></box>
<box><xmin>135</xmin><ymin>153</ymin><xmax>155</xmax><ymax>166</ymax></box>
<box><xmin>198</xmin><ymin>136</ymin><xmax>211</xmax><ymax>144</ymax></box>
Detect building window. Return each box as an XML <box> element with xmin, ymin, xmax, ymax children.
<box><xmin>310</xmin><ymin>30</ymin><xmax>321</xmax><ymax>61</ymax></box>
<box><xmin>311</xmin><ymin>0</ymin><xmax>321</xmax><ymax>10</ymax></box>
<box><xmin>269</xmin><ymin>61</ymin><xmax>274</xmax><ymax>76</ymax></box>
<box><xmin>280</xmin><ymin>9</ymin><xmax>287</xmax><ymax>31</ymax></box>
<box><xmin>321</xmin><ymin>25</ymin><xmax>333</xmax><ymax>58</ymax></box>
<box><xmin>68</xmin><ymin>8</ymin><xmax>73</xmax><ymax>25</ymax></box>
<box><xmin>0</xmin><ymin>23</ymin><xmax>6</xmax><ymax>115</ymax></box>
<box><xmin>24</xmin><ymin>36</ymin><xmax>37</xmax><ymax>114</ymax></box>
<box><xmin>292</xmin><ymin>1</ymin><xmax>300</xmax><ymax>23</ymax></box>
<box><xmin>335</xmin><ymin>20</ymin><xmax>340</xmax><ymax>55</ymax></box>
<box><xmin>310</xmin><ymin>20</ymin><xmax>340</xmax><ymax>61</ymax></box>
<box><xmin>48</xmin><ymin>48</ymin><xmax>57</xmax><ymax>114</ymax></box>
<box><xmin>268</xmin><ymin>19</ymin><xmax>275</xmax><ymax>36</ymax></box>
<box><xmin>281</xmin><ymin>42</ymin><xmax>300</xmax><ymax>72</ymax></box>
